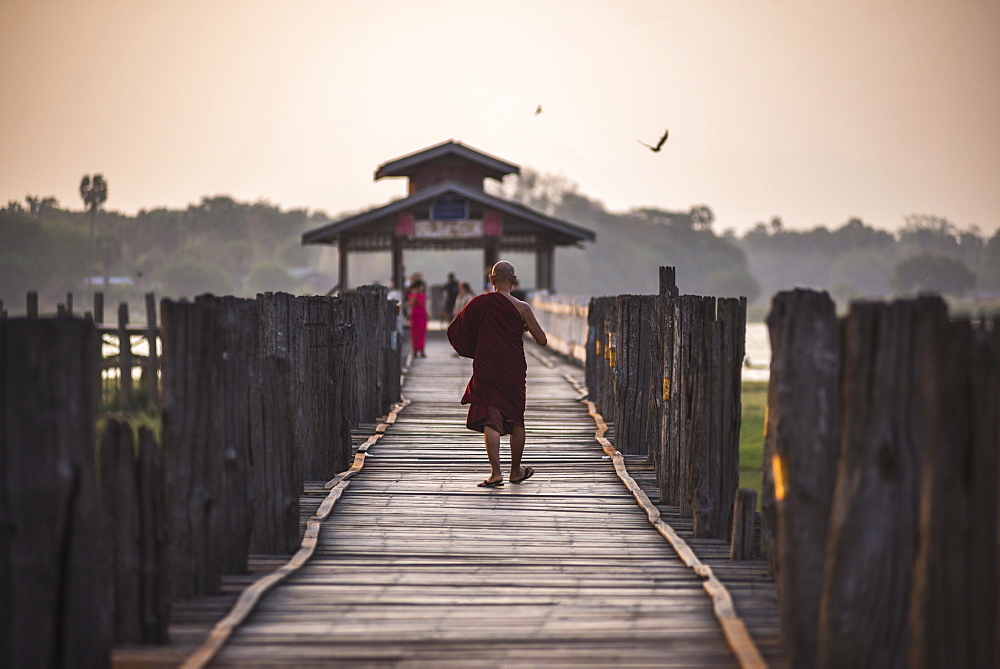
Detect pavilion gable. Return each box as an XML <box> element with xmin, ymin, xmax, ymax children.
<box><xmin>302</xmin><ymin>140</ymin><xmax>595</xmax><ymax>292</ymax></box>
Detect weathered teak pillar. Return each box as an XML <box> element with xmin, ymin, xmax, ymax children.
<box><xmin>483</xmin><ymin>237</ymin><xmax>498</xmax><ymax>276</ymax></box>
<box><xmin>535</xmin><ymin>239</ymin><xmax>554</xmax><ymax>292</ymax></box>
<box><xmin>391</xmin><ymin>235</ymin><xmax>404</xmax><ymax>293</ymax></box>
<box><xmin>338</xmin><ymin>236</ymin><xmax>349</xmax><ymax>291</ymax></box>
<box><xmin>1</xmin><ymin>316</ymin><xmax>111</xmax><ymax>666</ymax></box>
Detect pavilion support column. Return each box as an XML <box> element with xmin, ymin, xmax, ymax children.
<box><xmin>546</xmin><ymin>245</ymin><xmax>555</xmax><ymax>292</ymax></box>
<box><xmin>535</xmin><ymin>239</ymin><xmax>554</xmax><ymax>292</ymax></box>
<box><xmin>484</xmin><ymin>238</ymin><xmax>499</xmax><ymax>279</ymax></box>
<box><xmin>338</xmin><ymin>237</ymin><xmax>349</xmax><ymax>291</ymax></box>
<box><xmin>391</xmin><ymin>236</ymin><xmax>404</xmax><ymax>292</ymax></box>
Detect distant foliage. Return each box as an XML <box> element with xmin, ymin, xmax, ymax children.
<box><xmin>0</xmin><ymin>194</ymin><xmax>329</xmax><ymax>311</ymax></box>
<box><xmin>249</xmin><ymin>262</ymin><xmax>297</xmax><ymax>294</ymax></box>
<box><xmin>892</xmin><ymin>254</ymin><xmax>976</xmax><ymax>296</ymax></box>
<box><xmin>3</xmin><ymin>173</ymin><xmax>998</xmax><ymax>315</ymax></box>
<box><xmin>738</xmin><ymin>214</ymin><xmax>997</xmax><ymax>303</ymax></box>
<box><xmin>491</xmin><ymin>172</ymin><xmax>757</xmax><ymax>299</ymax></box>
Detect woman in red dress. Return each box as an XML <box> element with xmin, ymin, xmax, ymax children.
<box><xmin>408</xmin><ymin>279</ymin><xmax>428</xmax><ymax>357</ymax></box>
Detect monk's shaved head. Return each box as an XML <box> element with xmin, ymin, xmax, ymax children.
<box><xmin>491</xmin><ymin>261</ymin><xmax>516</xmax><ymax>281</ymax></box>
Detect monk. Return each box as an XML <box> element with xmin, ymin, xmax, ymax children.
<box><xmin>447</xmin><ymin>261</ymin><xmax>547</xmax><ymax>487</ymax></box>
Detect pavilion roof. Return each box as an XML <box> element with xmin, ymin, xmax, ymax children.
<box><xmin>302</xmin><ymin>180</ymin><xmax>595</xmax><ymax>249</ymax></box>
<box><xmin>374</xmin><ymin>140</ymin><xmax>519</xmax><ymax>181</ymax></box>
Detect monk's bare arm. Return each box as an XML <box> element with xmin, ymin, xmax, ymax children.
<box><xmin>520</xmin><ymin>304</ymin><xmax>547</xmax><ymax>347</ymax></box>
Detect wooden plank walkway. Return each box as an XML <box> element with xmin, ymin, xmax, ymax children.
<box><xmin>193</xmin><ymin>331</ymin><xmax>756</xmax><ymax>667</ymax></box>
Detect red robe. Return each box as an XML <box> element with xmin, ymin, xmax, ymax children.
<box><xmin>447</xmin><ymin>292</ymin><xmax>527</xmax><ymax>436</ymax></box>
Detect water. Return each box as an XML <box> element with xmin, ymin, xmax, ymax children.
<box><xmin>743</xmin><ymin>322</ymin><xmax>770</xmax><ymax>382</ymax></box>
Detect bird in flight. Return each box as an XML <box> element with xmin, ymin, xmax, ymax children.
<box><xmin>639</xmin><ymin>129</ymin><xmax>669</xmax><ymax>152</ymax></box>
<box><xmin>534</xmin><ymin>104</ymin><xmax>543</xmax><ymax>116</ymax></box>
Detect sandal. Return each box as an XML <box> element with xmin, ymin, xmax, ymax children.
<box><xmin>511</xmin><ymin>466</ymin><xmax>535</xmax><ymax>484</ymax></box>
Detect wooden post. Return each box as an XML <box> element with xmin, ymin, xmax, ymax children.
<box><xmin>160</xmin><ymin>297</ymin><xmax>227</xmax><ymax>598</ymax></box>
<box><xmin>613</xmin><ymin>295</ymin><xmax>660</xmax><ymax>457</ymax></box>
<box><xmin>94</xmin><ymin>291</ymin><xmax>104</xmax><ymax>324</ymax></box>
<box><xmin>673</xmin><ymin>295</ymin><xmax>703</xmax><ymax>516</ymax></box>
<box><xmin>144</xmin><ymin>292</ymin><xmax>159</xmax><ymax>409</ymax></box>
<box><xmin>249</xmin><ymin>355</ymin><xmax>299</xmax><ymax>554</ymax></box>
<box><xmin>158</xmin><ymin>294</ymin><xmax>257</xmax><ymax>591</ymax></box>
<box><xmin>354</xmin><ymin>285</ymin><xmax>389</xmax><ymax>422</ymax></box>
<box><xmin>730</xmin><ymin>488</ymin><xmax>758</xmax><ymax>560</ymax></box>
<box><xmin>691</xmin><ymin>296</ymin><xmax>744</xmax><ymax>539</ymax></box>
<box><xmin>216</xmin><ymin>296</ymin><xmax>257</xmax><ymax>575</ymax></box>
<box><xmin>26</xmin><ymin>291</ymin><xmax>37</xmax><ymax>318</ymax></box>
<box><xmin>817</xmin><ymin>297</ymin><xmax>944</xmax><ymax>667</ymax></box>
<box><xmin>118</xmin><ymin>301</ymin><xmax>132</xmax><ymax>411</ymax></box>
<box><xmin>590</xmin><ymin>297</ymin><xmax>618</xmax><ymax>420</ymax></box>
<box><xmin>687</xmin><ymin>295</ymin><xmax>715</xmax><ymax>532</ymax></box>
<box><xmin>660</xmin><ymin>296</ymin><xmax>687</xmax><ymax>508</ymax></box>
<box><xmin>656</xmin><ymin>289</ymin><xmax>677</xmax><ymax>507</ymax></box>
<box><xmin>263</xmin><ymin>293</ymin><xmax>354</xmax><ymax>480</ymax></box>
<box><xmin>908</xmin><ymin>317</ymin><xmax>999</xmax><ymax>667</ymax></box>
<box><xmin>1</xmin><ymin>316</ymin><xmax>111</xmax><ymax>667</ymax></box>
<box><xmin>658</xmin><ymin>265</ymin><xmax>678</xmax><ymax>298</ymax></box>
<box><xmin>385</xmin><ymin>298</ymin><xmax>401</xmax><ymax>408</ymax></box>
<box><xmin>136</xmin><ymin>426</ymin><xmax>170</xmax><ymax>642</ymax></box>
<box><xmin>98</xmin><ymin>419</ymin><xmax>142</xmax><ymax>643</ymax></box>
<box><xmin>764</xmin><ymin>289</ymin><xmax>840</xmax><ymax>668</ymax></box>
<box><xmin>585</xmin><ymin>297</ymin><xmax>598</xmax><ymax>396</ymax></box>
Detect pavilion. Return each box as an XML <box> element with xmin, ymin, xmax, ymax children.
<box><xmin>301</xmin><ymin>140</ymin><xmax>596</xmax><ymax>292</ymax></box>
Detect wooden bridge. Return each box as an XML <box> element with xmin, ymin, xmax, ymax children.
<box><xmin>7</xmin><ymin>281</ymin><xmax>999</xmax><ymax>667</ymax></box>
<box><xmin>113</xmin><ymin>330</ymin><xmax>781</xmax><ymax>667</ymax></box>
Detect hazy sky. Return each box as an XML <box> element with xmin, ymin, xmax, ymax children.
<box><xmin>2</xmin><ymin>0</ymin><xmax>998</xmax><ymax>235</ymax></box>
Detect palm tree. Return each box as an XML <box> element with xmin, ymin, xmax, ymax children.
<box><xmin>80</xmin><ymin>174</ymin><xmax>108</xmax><ymax>284</ymax></box>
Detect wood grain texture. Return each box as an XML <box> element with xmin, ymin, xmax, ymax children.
<box><xmin>817</xmin><ymin>298</ymin><xmax>942</xmax><ymax>667</ymax></box>
<box><xmin>908</xmin><ymin>316</ymin><xmax>999</xmax><ymax>667</ymax></box>
<box><xmin>2</xmin><ymin>316</ymin><xmax>111</xmax><ymax>668</ymax></box>
<box><xmin>730</xmin><ymin>489</ymin><xmax>758</xmax><ymax>562</ymax></box>
<box><xmin>765</xmin><ymin>289</ymin><xmax>840</xmax><ymax>669</ymax></box>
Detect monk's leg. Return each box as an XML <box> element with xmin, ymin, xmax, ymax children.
<box><xmin>483</xmin><ymin>426</ymin><xmax>503</xmax><ymax>483</ymax></box>
<box><xmin>510</xmin><ymin>425</ymin><xmax>527</xmax><ymax>479</ymax></box>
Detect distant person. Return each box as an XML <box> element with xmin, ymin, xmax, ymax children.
<box><xmin>441</xmin><ymin>272</ymin><xmax>460</xmax><ymax>321</ymax></box>
<box><xmin>451</xmin><ymin>282</ymin><xmax>474</xmax><ymax>320</ymax></box>
<box><xmin>447</xmin><ymin>261</ymin><xmax>547</xmax><ymax>487</ymax></box>
<box><xmin>408</xmin><ymin>279</ymin><xmax>428</xmax><ymax>358</ymax></box>
<box><xmin>403</xmin><ymin>272</ymin><xmax>423</xmax><ymax>326</ymax></box>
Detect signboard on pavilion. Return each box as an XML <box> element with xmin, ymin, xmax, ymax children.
<box><xmin>396</xmin><ymin>210</ymin><xmax>503</xmax><ymax>238</ymax></box>
<box><xmin>414</xmin><ymin>219</ymin><xmax>482</xmax><ymax>238</ymax></box>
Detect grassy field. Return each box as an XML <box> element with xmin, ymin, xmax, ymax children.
<box><xmin>739</xmin><ymin>380</ymin><xmax>768</xmax><ymax>503</ymax></box>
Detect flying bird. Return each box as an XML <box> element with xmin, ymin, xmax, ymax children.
<box><xmin>639</xmin><ymin>129</ymin><xmax>669</xmax><ymax>152</ymax></box>
<box><xmin>534</xmin><ymin>104</ymin><xmax>543</xmax><ymax>116</ymax></box>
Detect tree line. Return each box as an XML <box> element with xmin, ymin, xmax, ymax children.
<box><xmin>492</xmin><ymin>169</ymin><xmax>1000</xmax><ymax>308</ymax></box>
<box><xmin>3</xmin><ymin>170</ymin><xmax>998</xmax><ymax>316</ymax></box>
<box><xmin>1</xmin><ymin>187</ymin><xmax>329</xmax><ymax>315</ymax></box>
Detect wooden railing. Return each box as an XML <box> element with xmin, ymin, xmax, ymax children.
<box><xmin>762</xmin><ymin>290</ymin><xmax>1000</xmax><ymax>667</ymax></box>
<box><xmin>531</xmin><ymin>293</ymin><xmax>589</xmax><ymax>363</ymax></box>
<box><xmin>0</xmin><ymin>286</ymin><xmax>401</xmax><ymax>661</ymax></box>
<box><xmin>10</xmin><ymin>290</ymin><xmax>163</xmax><ymax>413</ymax></box>
<box><xmin>537</xmin><ymin>268</ymin><xmax>748</xmax><ymax>542</ymax></box>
